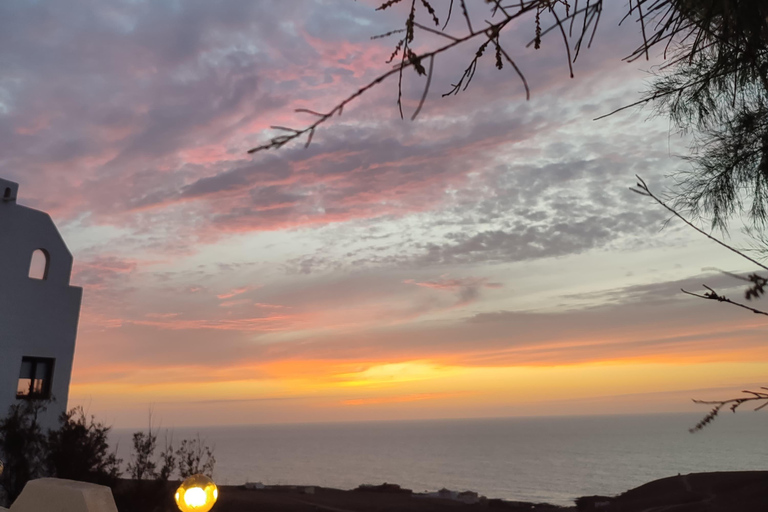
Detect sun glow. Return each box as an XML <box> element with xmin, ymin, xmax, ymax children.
<box><xmin>336</xmin><ymin>361</ymin><xmax>460</xmax><ymax>387</ymax></box>
<box><xmin>71</xmin><ymin>353</ymin><xmax>768</xmax><ymax>426</ymax></box>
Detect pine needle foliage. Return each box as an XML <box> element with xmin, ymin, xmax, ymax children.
<box><xmin>642</xmin><ymin>0</ymin><xmax>768</xmax><ymax>230</ymax></box>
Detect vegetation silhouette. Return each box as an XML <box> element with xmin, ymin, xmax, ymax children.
<box><xmin>0</xmin><ymin>401</ymin><xmax>216</xmax><ymax>510</ymax></box>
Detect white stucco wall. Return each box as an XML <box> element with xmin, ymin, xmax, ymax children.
<box><xmin>0</xmin><ymin>178</ymin><xmax>82</xmax><ymax>430</ymax></box>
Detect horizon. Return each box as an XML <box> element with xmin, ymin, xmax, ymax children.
<box><xmin>102</xmin><ymin>382</ymin><xmax>762</xmax><ymax>430</ymax></box>
<box><xmin>104</xmin><ymin>409</ymin><xmax>768</xmax><ymax>507</ymax></box>
<box><xmin>0</xmin><ymin>0</ymin><xmax>766</xmax><ymax>429</ymax></box>
<box><xmin>104</xmin><ymin>409</ymin><xmax>763</xmax><ymax>436</ymax></box>
<box><xmin>110</xmin><ymin>409</ymin><xmax>707</xmax><ymax>431</ymax></box>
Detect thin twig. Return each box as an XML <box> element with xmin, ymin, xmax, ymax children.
<box><xmin>459</xmin><ymin>0</ymin><xmax>474</xmax><ymax>34</ymax></box>
<box><xmin>411</xmin><ymin>55</ymin><xmax>435</xmax><ymax>120</ymax></box>
<box><xmin>413</xmin><ymin>21</ymin><xmax>460</xmax><ymax>41</ymax></box>
<box><xmin>681</xmin><ymin>288</ymin><xmax>768</xmax><ymax>316</ymax></box>
<box><xmin>690</xmin><ymin>389</ymin><xmax>768</xmax><ymax>432</ymax></box>
<box><xmin>634</xmin><ymin>0</ymin><xmax>649</xmax><ymax>61</ymax></box>
<box><xmin>550</xmin><ymin>8</ymin><xmax>574</xmax><ymax>78</ymax></box>
<box><xmin>250</xmin><ymin>0</ymin><xmax>685</xmax><ymax>153</ymax></box>
<box><xmin>630</xmin><ymin>175</ymin><xmax>768</xmax><ymax>271</ymax></box>
<box><xmin>496</xmin><ymin>44</ymin><xmax>531</xmax><ymax>100</ymax></box>
<box><xmin>442</xmin><ymin>0</ymin><xmax>454</xmax><ymax>30</ymax></box>
<box><xmin>248</xmin><ymin>1</ymin><xmax>551</xmax><ymax>153</ymax></box>
<box><xmin>593</xmin><ymin>63</ymin><xmax>739</xmax><ymax>120</ymax></box>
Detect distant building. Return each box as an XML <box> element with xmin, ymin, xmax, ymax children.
<box><xmin>414</xmin><ymin>488</ymin><xmax>484</xmax><ymax>504</ymax></box>
<box><xmin>457</xmin><ymin>491</ymin><xmax>480</xmax><ymax>504</ymax></box>
<box><xmin>0</xmin><ymin>178</ymin><xmax>82</xmax><ymax>429</ymax></box>
<box><xmin>436</xmin><ymin>488</ymin><xmax>456</xmax><ymax>500</ymax></box>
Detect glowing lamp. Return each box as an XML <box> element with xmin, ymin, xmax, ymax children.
<box><xmin>175</xmin><ymin>474</ymin><xmax>219</xmax><ymax>512</ymax></box>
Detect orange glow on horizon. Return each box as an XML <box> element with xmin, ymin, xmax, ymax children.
<box><xmin>70</xmin><ymin>353</ymin><xmax>768</xmax><ymax>427</ymax></box>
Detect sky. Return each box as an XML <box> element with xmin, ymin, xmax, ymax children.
<box><xmin>2</xmin><ymin>0</ymin><xmax>767</xmax><ymax>428</ymax></box>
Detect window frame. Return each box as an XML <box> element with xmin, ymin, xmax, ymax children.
<box><xmin>16</xmin><ymin>356</ymin><xmax>55</xmax><ymax>400</ymax></box>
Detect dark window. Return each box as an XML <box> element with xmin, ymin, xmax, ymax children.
<box><xmin>3</xmin><ymin>187</ymin><xmax>10</xmax><ymax>200</ymax></box>
<box><xmin>29</xmin><ymin>249</ymin><xmax>50</xmax><ymax>280</ymax></box>
<box><xmin>17</xmin><ymin>357</ymin><xmax>55</xmax><ymax>400</ymax></box>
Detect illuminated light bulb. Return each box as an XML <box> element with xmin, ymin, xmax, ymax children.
<box><xmin>184</xmin><ymin>487</ymin><xmax>207</xmax><ymax>507</ymax></box>
<box><xmin>175</xmin><ymin>473</ymin><xmax>219</xmax><ymax>512</ymax></box>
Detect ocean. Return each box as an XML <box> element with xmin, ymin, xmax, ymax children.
<box><xmin>111</xmin><ymin>412</ymin><xmax>768</xmax><ymax>506</ymax></box>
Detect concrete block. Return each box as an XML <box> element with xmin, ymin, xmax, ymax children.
<box><xmin>10</xmin><ymin>478</ymin><xmax>118</xmax><ymax>512</ymax></box>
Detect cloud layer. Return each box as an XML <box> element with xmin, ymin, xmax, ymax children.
<box><xmin>0</xmin><ymin>0</ymin><xmax>763</xmax><ymax>426</ymax></box>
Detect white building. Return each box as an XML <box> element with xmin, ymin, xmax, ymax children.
<box><xmin>0</xmin><ymin>178</ymin><xmax>82</xmax><ymax>429</ymax></box>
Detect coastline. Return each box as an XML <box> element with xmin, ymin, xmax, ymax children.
<box><xmin>127</xmin><ymin>412</ymin><xmax>768</xmax><ymax>506</ymax></box>
<box><xmin>112</xmin><ymin>471</ymin><xmax>768</xmax><ymax>512</ymax></box>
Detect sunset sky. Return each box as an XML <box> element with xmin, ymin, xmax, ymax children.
<box><xmin>2</xmin><ymin>0</ymin><xmax>767</xmax><ymax>428</ymax></box>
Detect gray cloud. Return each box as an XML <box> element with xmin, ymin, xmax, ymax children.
<box><xmin>417</xmin><ymin>212</ymin><xmax>662</xmax><ymax>266</ymax></box>
<box><xmin>0</xmin><ymin>0</ymin><xmax>729</xmax><ymax>400</ymax></box>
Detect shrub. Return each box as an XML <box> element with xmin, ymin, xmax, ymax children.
<box><xmin>128</xmin><ymin>430</ymin><xmax>158</xmax><ymax>480</ymax></box>
<box><xmin>157</xmin><ymin>433</ymin><xmax>176</xmax><ymax>482</ymax></box>
<box><xmin>128</xmin><ymin>422</ymin><xmax>177</xmax><ymax>482</ymax></box>
<box><xmin>0</xmin><ymin>400</ymin><xmax>48</xmax><ymax>505</ymax></box>
<box><xmin>176</xmin><ymin>435</ymin><xmax>215</xmax><ymax>478</ymax></box>
<box><xmin>46</xmin><ymin>406</ymin><xmax>122</xmax><ymax>487</ymax></box>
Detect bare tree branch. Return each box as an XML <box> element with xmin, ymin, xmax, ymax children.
<box><xmin>689</xmin><ymin>388</ymin><xmax>768</xmax><ymax>432</ymax></box>
<box><xmin>248</xmin><ymin>0</ymin><xmax>608</xmax><ymax>154</ymax></box>
<box><xmin>681</xmin><ymin>287</ymin><xmax>768</xmax><ymax>316</ymax></box>
<box><xmin>633</xmin><ymin>175</ymin><xmax>768</xmax><ymax>429</ymax></box>
<box><xmin>630</xmin><ymin>175</ymin><xmax>768</xmax><ymax>272</ymax></box>
<box><xmin>250</xmin><ymin>0</ymin><xmax>766</xmax><ymax>169</ymax></box>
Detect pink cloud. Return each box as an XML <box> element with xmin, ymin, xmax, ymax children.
<box><xmin>219</xmin><ymin>298</ymin><xmax>252</xmax><ymax>308</ymax></box>
<box><xmin>72</xmin><ymin>255</ymin><xmax>140</xmax><ymax>292</ymax></box>
<box><xmin>254</xmin><ymin>303</ymin><xmax>289</xmax><ymax>309</ymax></box>
<box><xmin>145</xmin><ymin>312</ymin><xmax>180</xmax><ymax>319</ymax></box>
<box><xmin>216</xmin><ymin>286</ymin><xmax>255</xmax><ymax>300</ymax></box>
<box><xmin>2</xmin><ymin>0</ymin><xmax>727</xmax><ymax>427</ymax></box>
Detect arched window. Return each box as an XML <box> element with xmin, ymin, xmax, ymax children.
<box><xmin>29</xmin><ymin>249</ymin><xmax>50</xmax><ymax>280</ymax></box>
<box><xmin>3</xmin><ymin>187</ymin><xmax>10</xmax><ymax>200</ymax></box>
